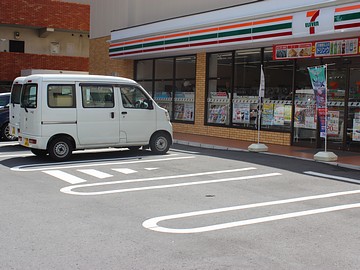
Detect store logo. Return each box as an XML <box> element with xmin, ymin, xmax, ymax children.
<box><xmin>305</xmin><ymin>10</ymin><xmax>320</xmax><ymax>34</ymax></box>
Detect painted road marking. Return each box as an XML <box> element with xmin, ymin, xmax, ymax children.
<box><xmin>43</xmin><ymin>170</ymin><xmax>87</xmax><ymax>184</ymax></box>
<box><xmin>0</xmin><ymin>153</ymin><xmax>33</xmax><ymax>158</ymax></box>
<box><xmin>60</xmin><ymin>169</ymin><xmax>279</xmax><ymax>196</ymax></box>
<box><xmin>11</xmin><ymin>155</ymin><xmax>194</xmax><ymax>172</ymax></box>
<box><xmin>145</xmin><ymin>168</ymin><xmax>159</xmax><ymax>171</ymax></box>
<box><xmin>78</xmin><ymin>169</ymin><xmax>113</xmax><ymax>179</ymax></box>
<box><xmin>304</xmin><ymin>171</ymin><xmax>360</xmax><ymax>185</ymax></box>
<box><xmin>112</xmin><ymin>168</ymin><xmax>137</xmax><ymax>174</ymax></box>
<box><xmin>143</xmin><ymin>188</ymin><xmax>360</xmax><ymax>234</ymax></box>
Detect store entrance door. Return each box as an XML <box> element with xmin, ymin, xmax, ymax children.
<box><xmin>292</xmin><ymin>59</ymin><xmax>319</xmax><ymax>147</ymax></box>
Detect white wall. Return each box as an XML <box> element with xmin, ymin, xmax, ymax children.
<box><xmin>91</xmin><ymin>0</ymin><xmax>359</xmax><ymax>39</ymax></box>
<box><xmin>90</xmin><ymin>0</ymin><xmax>259</xmax><ymax>38</ymax></box>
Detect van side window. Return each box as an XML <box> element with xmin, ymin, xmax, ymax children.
<box><xmin>10</xmin><ymin>84</ymin><xmax>23</xmax><ymax>104</ymax></box>
<box><xmin>120</xmin><ymin>86</ymin><xmax>152</xmax><ymax>109</ymax></box>
<box><xmin>48</xmin><ymin>85</ymin><xmax>75</xmax><ymax>108</ymax></box>
<box><xmin>81</xmin><ymin>85</ymin><xmax>114</xmax><ymax>108</ymax></box>
<box><xmin>21</xmin><ymin>84</ymin><xmax>37</xmax><ymax>108</ymax></box>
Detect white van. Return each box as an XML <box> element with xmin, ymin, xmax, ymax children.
<box><xmin>9</xmin><ymin>76</ymin><xmax>26</xmax><ymax>138</ymax></box>
<box><xmin>18</xmin><ymin>74</ymin><xmax>173</xmax><ymax>161</ymax></box>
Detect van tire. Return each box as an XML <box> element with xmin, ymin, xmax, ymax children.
<box><xmin>150</xmin><ymin>132</ymin><xmax>171</xmax><ymax>154</ymax></box>
<box><xmin>1</xmin><ymin>122</ymin><xmax>17</xmax><ymax>141</ymax></box>
<box><xmin>48</xmin><ymin>137</ymin><xmax>73</xmax><ymax>161</ymax></box>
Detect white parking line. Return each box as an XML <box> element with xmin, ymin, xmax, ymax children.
<box><xmin>78</xmin><ymin>169</ymin><xmax>113</xmax><ymax>179</ymax></box>
<box><xmin>60</xmin><ymin>169</ymin><xmax>278</xmax><ymax>196</ymax></box>
<box><xmin>143</xmin><ymin>188</ymin><xmax>360</xmax><ymax>234</ymax></box>
<box><xmin>11</xmin><ymin>155</ymin><xmax>194</xmax><ymax>171</ymax></box>
<box><xmin>112</xmin><ymin>168</ymin><xmax>137</xmax><ymax>174</ymax></box>
<box><xmin>43</xmin><ymin>170</ymin><xmax>87</xmax><ymax>184</ymax></box>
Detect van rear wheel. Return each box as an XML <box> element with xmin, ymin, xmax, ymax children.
<box><xmin>150</xmin><ymin>132</ymin><xmax>171</xmax><ymax>155</ymax></box>
<box><xmin>1</xmin><ymin>122</ymin><xmax>17</xmax><ymax>141</ymax></box>
<box><xmin>48</xmin><ymin>137</ymin><xmax>73</xmax><ymax>161</ymax></box>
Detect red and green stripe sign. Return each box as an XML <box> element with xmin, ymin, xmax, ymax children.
<box><xmin>109</xmin><ymin>16</ymin><xmax>292</xmax><ymax>58</ymax></box>
<box><xmin>334</xmin><ymin>4</ymin><xmax>360</xmax><ymax>30</ymax></box>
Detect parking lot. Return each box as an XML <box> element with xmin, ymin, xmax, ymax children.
<box><xmin>1</xmin><ymin>141</ymin><xmax>360</xmax><ymax>269</ymax></box>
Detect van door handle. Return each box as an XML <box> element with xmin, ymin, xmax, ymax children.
<box><xmin>110</xmin><ymin>112</ymin><xmax>115</xmax><ymax>118</ymax></box>
<box><xmin>121</xmin><ymin>111</ymin><xmax>127</xmax><ymax>115</ymax></box>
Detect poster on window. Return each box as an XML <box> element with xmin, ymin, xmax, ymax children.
<box><xmin>174</xmin><ymin>104</ymin><xmax>184</xmax><ymax>120</ymax></box>
<box><xmin>184</xmin><ymin>103</ymin><xmax>194</xmax><ymax>121</ymax></box>
<box><xmin>284</xmin><ymin>105</ymin><xmax>292</xmax><ymax>122</ymax></box>
<box><xmin>353</xmin><ymin>113</ymin><xmax>360</xmax><ymax>141</ymax></box>
<box><xmin>294</xmin><ymin>105</ymin><xmax>306</xmax><ymax>128</ymax></box>
<box><xmin>208</xmin><ymin>104</ymin><xmax>228</xmax><ymax>124</ymax></box>
<box><xmin>232</xmin><ymin>103</ymin><xmax>250</xmax><ymax>124</ymax></box>
<box><xmin>261</xmin><ymin>103</ymin><xmax>274</xmax><ymax>126</ymax></box>
<box><xmin>273</xmin><ymin>104</ymin><xmax>285</xmax><ymax>125</ymax></box>
<box><xmin>327</xmin><ymin>111</ymin><xmax>339</xmax><ymax>136</ymax></box>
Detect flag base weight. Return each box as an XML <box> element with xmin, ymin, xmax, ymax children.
<box><xmin>248</xmin><ymin>143</ymin><xmax>268</xmax><ymax>152</ymax></box>
<box><xmin>313</xmin><ymin>151</ymin><xmax>338</xmax><ymax>162</ymax></box>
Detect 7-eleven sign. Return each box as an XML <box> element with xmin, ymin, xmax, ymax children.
<box><xmin>305</xmin><ymin>10</ymin><xmax>320</xmax><ymax>34</ymax></box>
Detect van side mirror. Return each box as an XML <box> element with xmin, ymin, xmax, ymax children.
<box><xmin>147</xmin><ymin>99</ymin><xmax>153</xmax><ymax>110</ymax></box>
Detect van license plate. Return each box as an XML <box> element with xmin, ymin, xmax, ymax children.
<box><xmin>24</xmin><ymin>138</ymin><xmax>29</xmax><ymax>147</ymax></box>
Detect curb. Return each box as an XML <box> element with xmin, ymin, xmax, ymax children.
<box><xmin>173</xmin><ymin>139</ymin><xmax>360</xmax><ymax>171</ymax></box>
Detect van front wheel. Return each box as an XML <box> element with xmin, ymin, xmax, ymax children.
<box><xmin>150</xmin><ymin>132</ymin><xmax>171</xmax><ymax>155</ymax></box>
<box><xmin>48</xmin><ymin>137</ymin><xmax>73</xmax><ymax>161</ymax></box>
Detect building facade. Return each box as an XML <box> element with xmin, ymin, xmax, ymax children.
<box><xmin>90</xmin><ymin>0</ymin><xmax>360</xmax><ymax>152</ymax></box>
<box><xmin>0</xmin><ymin>0</ymin><xmax>90</xmax><ymax>92</ymax></box>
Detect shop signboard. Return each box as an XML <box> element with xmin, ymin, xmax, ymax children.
<box><xmin>273</xmin><ymin>37</ymin><xmax>359</xmax><ymax>60</ymax></box>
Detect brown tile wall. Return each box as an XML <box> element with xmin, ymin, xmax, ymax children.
<box><xmin>0</xmin><ymin>52</ymin><xmax>88</xmax><ymax>81</ymax></box>
<box><xmin>89</xmin><ymin>36</ymin><xmax>134</xmax><ymax>78</ymax></box>
<box><xmin>0</xmin><ymin>0</ymin><xmax>89</xmax><ymax>31</ymax></box>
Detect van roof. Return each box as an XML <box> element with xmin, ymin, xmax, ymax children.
<box><xmin>23</xmin><ymin>74</ymin><xmax>136</xmax><ymax>84</ymax></box>
<box><xmin>13</xmin><ymin>76</ymin><xmax>27</xmax><ymax>83</ymax></box>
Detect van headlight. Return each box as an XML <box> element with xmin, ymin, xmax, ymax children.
<box><xmin>165</xmin><ymin>110</ymin><xmax>170</xmax><ymax>121</ymax></box>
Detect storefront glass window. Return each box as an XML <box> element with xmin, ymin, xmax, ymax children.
<box><xmin>261</xmin><ymin>48</ymin><xmax>293</xmax><ymax>131</ymax></box>
<box><xmin>135</xmin><ymin>55</ymin><xmax>196</xmax><ymax>122</ymax></box>
<box><xmin>174</xmin><ymin>56</ymin><xmax>196</xmax><ymax>121</ymax></box>
<box><xmin>207</xmin><ymin>52</ymin><xmax>232</xmax><ymax>125</ymax></box>
<box><xmin>207</xmin><ymin>48</ymin><xmax>293</xmax><ymax>130</ymax></box>
<box><xmin>347</xmin><ymin>56</ymin><xmax>360</xmax><ymax>151</ymax></box>
<box><xmin>136</xmin><ymin>60</ymin><xmax>154</xmax><ymax>96</ymax></box>
<box><xmin>154</xmin><ymin>58</ymin><xmax>174</xmax><ymax>118</ymax></box>
<box><xmin>323</xmin><ymin>57</ymin><xmax>347</xmax><ymax>149</ymax></box>
<box><xmin>232</xmin><ymin>49</ymin><xmax>260</xmax><ymax>128</ymax></box>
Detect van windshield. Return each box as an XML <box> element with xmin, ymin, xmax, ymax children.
<box><xmin>21</xmin><ymin>84</ymin><xmax>38</xmax><ymax>108</ymax></box>
<box><xmin>10</xmin><ymin>84</ymin><xmax>23</xmax><ymax>104</ymax></box>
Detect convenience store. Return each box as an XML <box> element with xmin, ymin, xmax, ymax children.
<box><xmin>102</xmin><ymin>1</ymin><xmax>360</xmax><ymax>152</ymax></box>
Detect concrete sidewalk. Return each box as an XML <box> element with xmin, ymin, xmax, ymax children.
<box><xmin>173</xmin><ymin>132</ymin><xmax>360</xmax><ymax>171</ymax></box>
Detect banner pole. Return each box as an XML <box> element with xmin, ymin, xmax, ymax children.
<box><xmin>257</xmin><ymin>101</ymin><xmax>261</xmax><ymax>144</ymax></box>
<box><xmin>248</xmin><ymin>64</ymin><xmax>268</xmax><ymax>152</ymax></box>
<box><xmin>324</xmin><ymin>64</ymin><xmax>328</xmax><ymax>153</ymax></box>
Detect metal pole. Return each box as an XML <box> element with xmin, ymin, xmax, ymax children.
<box><xmin>324</xmin><ymin>64</ymin><xmax>328</xmax><ymax>152</ymax></box>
